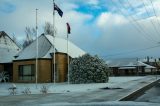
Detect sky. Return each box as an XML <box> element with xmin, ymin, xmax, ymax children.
<box><xmin>1</xmin><ymin>0</ymin><xmax>160</xmax><ymax>59</ymax></box>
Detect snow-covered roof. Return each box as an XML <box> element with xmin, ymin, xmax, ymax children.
<box><xmin>119</xmin><ymin>67</ymin><xmax>136</xmax><ymax>70</ymax></box>
<box><xmin>107</xmin><ymin>58</ymin><xmax>156</xmax><ymax>69</ymax></box>
<box><xmin>138</xmin><ymin>61</ymin><xmax>156</xmax><ymax>69</ymax></box>
<box><xmin>45</xmin><ymin>35</ymin><xmax>85</xmax><ymax>58</ymax></box>
<box><xmin>15</xmin><ymin>34</ymin><xmax>85</xmax><ymax>60</ymax></box>
<box><xmin>0</xmin><ymin>31</ymin><xmax>20</xmax><ymax>63</ymax></box>
<box><xmin>106</xmin><ymin>58</ymin><xmax>138</xmax><ymax>67</ymax></box>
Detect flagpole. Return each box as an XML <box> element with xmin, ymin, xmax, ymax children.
<box><xmin>66</xmin><ymin>23</ymin><xmax>70</xmax><ymax>84</ymax></box>
<box><xmin>53</xmin><ymin>0</ymin><xmax>56</xmax><ymax>84</ymax></box>
<box><xmin>35</xmin><ymin>8</ymin><xmax>38</xmax><ymax>88</ymax></box>
<box><xmin>67</xmin><ymin>33</ymin><xmax>69</xmax><ymax>84</ymax></box>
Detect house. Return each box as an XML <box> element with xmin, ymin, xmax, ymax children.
<box><xmin>142</xmin><ymin>57</ymin><xmax>160</xmax><ymax>74</ymax></box>
<box><xmin>107</xmin><ymin>58</ymin><xmax>156</xmax><ymax>76</ymax></box>
<box><xmin>0</xmin><ymin>31</ymin><xmax>21</xmax><ymax>81</ymax></box>
<box><xmin>13</xmin><ymin>34</ymin><xmax>85</xmax><ymax>83</ymax></box>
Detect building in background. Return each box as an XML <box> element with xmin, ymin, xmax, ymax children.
<box><xmin>107</xmin><ymin>58</ymin><xmax>156</xmax><ymax>76</ymax></box>
<box><xmin>142</xmin><ymin>57</ymin><xmax>160</xmax><ymax>74</ymax></box>
<box><xmin>0</xmin><ymin>31</ymin><xmax>21</xmax><ymax>81</ymax></box>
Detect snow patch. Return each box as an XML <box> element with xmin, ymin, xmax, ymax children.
<box><xmin>0</xmin><ymin>76</ymin><xmax>144</xmax><ymax>96</ymax></box>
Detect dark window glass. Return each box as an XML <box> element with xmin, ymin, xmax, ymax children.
<box><xmin>18</xmin><ymin>64</ymin><xmax>35</xmax><ymax>81</ymax></box>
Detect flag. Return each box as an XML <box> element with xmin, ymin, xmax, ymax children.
<box><xmin>54</xmin><ymin>3</ymin><xmax>63</xmax><ymax>17</ymax></box>
<box><xmin>66</xmin><ymin>23</ymin><xmax>71</xmax><ymax>34</ymax></box>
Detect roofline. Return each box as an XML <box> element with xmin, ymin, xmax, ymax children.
<box><xmin>22</xmin><ymin>33</ymin><xmax>44</xmax><ymax>49</ymax></box>
<box><xmin>14</xmin><ymin>52</ymin><xmax>72</xmax><ymax>62</ymax></box>
<box><xmin>0</xmin><ymin>31</ymin><xmax>21</xmax><ymax>49</ymax></box>
<box><xmin>50</xmin><ymin>52</ymin><xmax>72</xmax><ymax>59</ymax></box>
<box><xmin>15</xmin><ymin>33</ymin><xmax>47</xmax><ymax>58</ymax></box>
<box><xmin>0</xmin><ymin>62</ymin><xmax>12</xmax><ymax>64</ymax></box>
<box><xmin>43</xmin><ymin>34</ymin><xmax>58</xmax><ymax>52</ymax></box>
<box><xmin>44</xmin><ymin>34</ymin><xmax>85</xmax><ymax>57</ymax></box>
<box><xmin>0</xmin><ymin>63</ymin><xmax>12</xmax><ymax>64</ymax></box>
<box><xmin>109</xmin><ymin>65</ymin><xmax>146</xmax><ymax>68</ymax></box>
<box><xmin>13</xmin><ymin>58</ymin><xmax>52</xmax><ymax>62</ymax></box>
<box><xmin>41</xmin><ymin>34</ymin><xmax>56</xmax><ymax>58</ymax></box>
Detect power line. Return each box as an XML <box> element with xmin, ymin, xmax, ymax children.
<box><xmin>99</xmin><ymin>0</ymin><xmax>160</xmax><ymax>58</ymax></box>
<box><xmin>149</xmin><ymin>0</ymin><xmax>160</xmax><ymax>30</ymax></box>
<box><xmin>142</xmin><ymin>0</ymin><xmax>160</xmax><ymax>38</ymax></box>
<box><xmin>126</xmin><ymin>0</ymin><xmax>157</xmax><ymax>40</ymax></box>
<box><xmin>134</xmin><ymin>15</ymin><xmax>155</xmax><ymax>22</ymax></box>
<box><xmin>110</xmin><ymin>0</ymin><xmax>141</xmax><ymax>32</ymax></box>
<box><xmin>101</xmin><ymin>44</ymin><xmax>160</xmax><ymax>58</ymax></box>
<box><xmin>125</xmin><ymin>0</ymin><xmax>158</xmax><ymax>42</ymax></box>
<box><xmin>116</xmin><ymin>0</ymin><xmax>157</xmax><ymax>42</ymax></box>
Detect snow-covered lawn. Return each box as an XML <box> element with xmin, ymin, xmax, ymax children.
<box><xmin>40</xmin><ymin>101</ymin><xmax>160</xmax><ymax>106</ymax></box>
<box><xmin>0</xmin><ymin>76</ymin><xmax>145</xmax><ymax>96</ymax></box>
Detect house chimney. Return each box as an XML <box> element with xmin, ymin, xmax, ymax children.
<box><xmin>155</xmin><ymin>59</ymin><xmax>157</xmax><ymax>67</ymax></box>
<box><xmin>147</xmin><ymin>56</ymin><xmax>149</xmax><ymax>63</ymax></box>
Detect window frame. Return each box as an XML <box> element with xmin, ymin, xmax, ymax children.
<box><xmin>18</xmin><ymin>64</ymin><xmax>35</xmax><ymax>81</ymax></box>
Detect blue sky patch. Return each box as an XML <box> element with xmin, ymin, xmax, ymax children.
<box><xmin>75</xmin><ymin>3</ymin><xmax>108</xmax><ymax>19</ymax></box>
<box><xmin>0</xmin><ymin>2</ymin><xmax>16</xmax><ymax>14</ymax></box>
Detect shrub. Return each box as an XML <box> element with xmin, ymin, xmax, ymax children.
<box><xmin>8</xmin><ymin>84</ymin><xmax>17</xmax><ymax>95</ymax></box>
<box><xmin>40</xmin><ymin>85</ymin><xmax>49</xmax><ymax>94</ymax></box>
<box><xmin>69</xmin><ymin>54</ymin><xmax>109</xmax><ymax>84</ymax></box>
<box><xmin>22</xmin><ymin>88</ymin><xmax>31</xmax><ymax>95</ymax></box>
<box><xmin>0</xmin><ymin>71</ymin><xmax>9</xmax><ymax>82</ymax></box>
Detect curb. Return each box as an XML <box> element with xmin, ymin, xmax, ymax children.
<box><xmin>118</xmin><ymin>78</ymin><xmax>160</xmax><ymax>101</ymax></box>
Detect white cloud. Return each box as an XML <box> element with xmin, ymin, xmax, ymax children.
<box><xmin>0</xmin><ymin>0</ymin><xmax>55</xmax><ymax>41</ymax></box>
<box><xmin>93</xmin><ymin>11</ymin><xmax>160</xmax><ymax>58</ymax></box>
<box><xmin>1</xmin><ymin>0</ymin><xmax>160</xmax><ymax>59</ymax></box>
<box><xmin>87</xmin><ymin>0</ymin><xmax>99</xmax><ymax>5</ymax></box>
<box><xmin>60</xmin><ymin>2</ymin><xmax>79</xmax><ymax>11</ymax></box>
<box><xmin>97</xmin><ymin>12</ymin><xmax>127</xmax><ymax>28</ymax></box>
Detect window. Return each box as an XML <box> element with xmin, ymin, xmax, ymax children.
<box><xmin>19</xmin><ymin>65</ymin><xmax>35</xmax><ymax>81</ymax></box>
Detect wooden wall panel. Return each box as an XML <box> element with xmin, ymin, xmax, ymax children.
<box><xmin>52</xmin><ymin>53</ymin><xmax>68</xmax><ymax>82</ymax></box>
<box><xmin>13</xmin><ymin>53</ymin><xmax>69</xmax><ymax>83</ymax></box>
<box><xmin>13</xmin><ymin>59</ymin><xmax>51</xmax><ymax>83</ymax></box>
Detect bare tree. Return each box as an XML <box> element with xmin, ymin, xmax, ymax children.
<box><xmin>12</xmin><ymin>34</ymin><xmax>17</xmax><ymax>43</ymax></box>
<box><xmin>23</xmin><ymin>27</ymin><xmax>36</xmax><ymax>48</ymax></box>
<box><xmin>44</xmin><ymin>22</ymin><xmax>55</xmax><ymax>36</ymax></box>
<box><xmin>12</xmin><ymin>34</ymin><xmax>22</xmax><ymax>49</ymax></box>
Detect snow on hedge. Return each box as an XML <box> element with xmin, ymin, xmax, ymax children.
<box><xmin>69</xmin><ymin>54</ymin><xmax>109</xmax><ymax>84</ymax></box>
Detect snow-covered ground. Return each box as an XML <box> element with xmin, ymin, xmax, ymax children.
<box><xmin>39</xmin><ymin>101</ymin><xmax>160</xmax><ymax>106</ymax></box>
<box><xmin>0</xmin><ymin>76</ymin><xmax>159</xmax><ymax>106</ymax></box>
<box><xmin>0</xmin><ymin>76</ymin><xmax>145</xmax><ymax>96</ymax></box>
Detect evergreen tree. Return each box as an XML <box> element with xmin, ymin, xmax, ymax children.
<box><xmin>69</xmin><ymin>54</ymin><xmax>109</xmax><ymax>84</ymax></box>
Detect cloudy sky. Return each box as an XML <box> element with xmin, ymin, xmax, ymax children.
<box><xmin>1</xmin><ymin>0</ymin><xmax>160</xmax><ymax>59</ymax></box>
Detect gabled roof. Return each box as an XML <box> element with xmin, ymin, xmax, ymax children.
<box><xmin>106</xmin><ymin>58</ymin><xmax>138</xmax><ymax>67</ymax></box>
<box><xmin>45</xmin><ymin>35</ymin><xmax>85</xmax><ymax>58</ymax></box>
<box><xmin>107</xmin><ymin>58</ymin><xmax>156</xmax><ymax>69</ymax></box>
<box><xmin>15</xmin><ymin>34</ymin><xmax>85</xmax><ymax>60</ymax></box>
<box><xmin>0</xmin><ymin>31</ymin><xmax>21</xmax><ymax>63</ymax></box>
<box><xmin>138</xmin><ymin>61</ymin><xmax>156</xmax><ymax>69</ymax></box>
